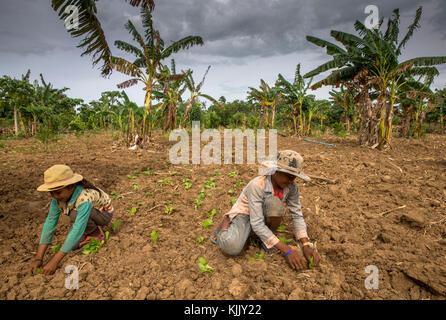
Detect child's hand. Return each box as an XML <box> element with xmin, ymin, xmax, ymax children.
<box><xmin>42</xmin><ymin>260</ymin><xmax>59</xmax><ymax>275</ymax></box>
<box><xmin>29</xmin><ymin>259</ymin><xmax>43</xmax><ymax>275</ymax></box>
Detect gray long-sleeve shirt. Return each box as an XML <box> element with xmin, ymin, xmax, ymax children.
<box><xmin>224</xmin><ymin>175</ymin><xmax>308</xmax><ymax>249</ymax></box>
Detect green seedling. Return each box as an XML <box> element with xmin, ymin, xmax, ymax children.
<box><xmin>126</xmin><ymin>207</ymin><xmax>137</xmax><ymax>215</ymax></box>
<box><xmin>227</xmin><ymin>189</ymin><xmax>234</xmax><ymax>195</ymax></box>
<box><xmin>52</xmin><ymin>244</ymin><xmax>62</xmax><ymax>253</ymax></box>
<box><xmin>231</xmin><ymin>198</ymin><xmax>237</xmax><ymax>205</ymax></box>
<box><xmin>206</xmin><ymin>209</ymin><xmax>216</xmax><ymax>218</ymax></box>
<box><xmin>234</xmin><ymin>179</ymin><xmax>244</xmax><ymax>188</ymax></box>
<box><xmin>112</xmin><ymin>220</ymin><xmax>121</xmax><ymax>231</ymax></box>
<box><xmin>157</xmin><ymin>178</ymin><xmax>172</xmax><ymax>186</ymax></box>
<box><xmin>228</xmin><ymin>171</ymin><xmax>237</xmax><ymax>178</ymax></box>
<box><xmin>143</xmin><ymin>168</ymin><xmax>154</xmax><ymax>175</ymax></box>
<box><xmin>278</xmin><ymin>225</ymin><xmax>285</xmax><ymax>231</ymax></box>
<box><xmin>164</xmin><ymin>206</ymin><xmax>173</xmax><ymax>215</ymax></box>
<box><xmin>164</xmin><ymin>200</ymin><xmax>172</xmax><ymax>205</ymax></box>
<box><xmin>197</xmin><ymin>236</ymin><xmax>205</xmax><ymax>244</ymax></box>
<box><xmin>82</xmin><ymin>238</ymin><xmax>103</xmax><ymax>254</ymax></box>
<box><xmin>308</xmin><ymin>256</ymin><xmax>314</xmax><ymax>269</ymax></box>
<box><xmin>249</xmin><ymin>257</ymin><xmax>256</xmax><ymax>261</ymax></box>
<box><xmin>255</xmin><ymin>253</ymin><xmax>265</xmax><ymax>260</ymax></box>
<box><xmin>204</xmin><ymin>178</ymin><xmax>216</xmax><ymax>189</ymax></box>
<box><xmin>146</xmin><ymin>192</ymin><xmax>152</xmax><ymax>198</ymax></box>
<box><xmin>131</xmin><ymin>182</ymin><xmax>139</xmax><ymax>191</ymax></box>
<box><xmin>212</xmin><ymin>171</ymin><xmax>221</xmax><ymax>176</ymax></box>
<box><xmin>127</xmin><ymin>174</ymin><xmax>137</xmax><ymax>179</ymax></box>
<box><xmin>105</xmin><ymin>231</ymin><xmax>109</xmax><ymax>241</ymax></box>
<box><xmin>35</xmin><ymin>267</ymin><xmax>42</xmax><ymax>275</ymax></box>
<box><xmin>202</xmin><ymin>217</ymin><xmax>213</xmax><ymax>230</ymax></box>
<box><xmin>151</xmin><ymin>230</ymin><xmax>159</xmax><ymax>244</ymax></box>
<box><xmin>198</xmin><ymin>257</ymin><xmax>214</xmax><ymax>273</ymax></box>
<box><xmin>279</xmin><ymin>237</ymin><xmax>292</xmax><ymax>244</ymax></box>
<box><xmin>134</xmin><ymin>170</ymin><xmax>140</xmax><ymax>175</ymax></box>
<box><xmin>194</xmin><ymin>199</ymin><xmax>203</xmax><ymax>210</ymax></box>
<box><xmin>163</xmin><ymin>161</ymin><xmax>170</xmax><ymax>169</ymax></box>
<box><xmin>170</xmin><ymin>171</ymin><xmax>178</xmax><ymax>176</ymax></box>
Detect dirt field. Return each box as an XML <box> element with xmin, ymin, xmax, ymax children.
<box><xmin>0</xmin><ymin>131</ymin><xmax>445</xmax><ymax>300</ymax></box>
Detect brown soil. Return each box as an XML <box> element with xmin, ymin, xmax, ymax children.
<box><xmin>0</xmin><ymin>131</ymin><xmax>445</xmax><ymax>300</ymax></box>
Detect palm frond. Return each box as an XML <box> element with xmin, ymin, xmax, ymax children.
<box><xmin>114</xmin><ymin>40</ymin><xmax>144</xmax><ymax>59</ymax></box>
<box><xmin>304</xmin><ymin>57</ymin><xmax>347</xmax><ymax>78</ymax></box>
<box><xmin>162</xmin><ymin>36</ymin><xmax>204</xmax><ymax>59</ymax></box>
<box><xmin>124</xmin><ymin>0</ymin><xmax>155</xmax><ymax>10</ymax></box>
<box><xmin>306</xmin><ymin>36</ymin><xmax>346</xmax><ymax>56</ymax></box>
<box><xmin>110</xmin><ymin>56</ymin><xmax>142</xmax><ymax>78</ymax></box>
<box><xmin>402</xmin><ymin>56</ymin><xmax>446</xmax><ymax>67</ymax></box>
<box><xmin>52</xmin><ymin>0</ymin><xmax>113</xmax><ymax>76</ymax></box>
<box><xmin>397</xmin><ymin>7</ymin><xmax>422</xmax><ymax>55</ymax></box>
<box><xmin>117</xmin><ymin>78</ymin><xmax>139</xmax><ymax>89</ymax></box>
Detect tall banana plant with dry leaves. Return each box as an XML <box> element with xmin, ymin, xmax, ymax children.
<box><xmin>51</xmin><ymin>0</ymin><xmax>155</xmax><ymax>76</ymax></box>
<box><xmin>304</xmin><ymin>7</ymin><xmax>446</xmax><ymax>149</ymax></box>
<box><xmin>109</xmin><ymin>8</ymin><xmax>203</xmax><ymax>139</ymax></box>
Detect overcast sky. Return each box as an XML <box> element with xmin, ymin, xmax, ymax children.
<box><xmin>0</xmin><ymin>0</ymin><xmax>445</xmax><ymax>106</ymax></box>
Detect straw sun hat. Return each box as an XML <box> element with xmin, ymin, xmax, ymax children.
<box><xmin>37</xmin><ymin>164</ymin><xmax>83</xmax><ymax>192</ymax></box>
<box><xmin>260</xmin><ymin>150</ymin><xmax>311</xmax><ymax>182</ymax></box>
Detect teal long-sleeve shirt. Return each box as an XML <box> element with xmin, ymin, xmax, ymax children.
<box><xmin>39</xmin><ymin>185</ymin><xmax>92</xmax><ymax>253</ymax></box>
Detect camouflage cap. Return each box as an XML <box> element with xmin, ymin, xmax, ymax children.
<box><xmin>262</xmin><ymin>150</ymin><xmax>311</xmax><ymax>182</ymax></box>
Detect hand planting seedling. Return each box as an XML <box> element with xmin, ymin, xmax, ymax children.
<box><xmin>131</xmin><ymin>182</ymin><xmax>139</xmax><ymax>191</ymax></box>
<box><xmin>198</xmin><ymin>257</ymin><xmax>214</xmax><ymax>273</ymax></box>
<box><xmin>112</xmin><ymin>220</ymin><xmax>121</xmax><ymax>232</ymax></box>
<box><xmin>126</xmin><ymin>207</ymin><xmax>137</xmax><ymax>215</ymax></box>
<box><xmin>151</xmin><ymin>230</ymin><xmax>159</xmax><ymax>244</ymax></box>
<box><xmin>52</xmin><ymin>244</ymin><xmax>62</xmax><ymax>253</ymax></box>
<box><xmin>197</xmin><ymin>236</ymin><xmax>204</xmax><ymax>244</ymax></box>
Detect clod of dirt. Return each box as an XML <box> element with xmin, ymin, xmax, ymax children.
<box><xmin>288</xmin><ymin>287</ymin><xmax>305</xmax><ymax>300</ymax></box>
<box><xmin>400</xmin><ymin>212</ymin><xmax>426</xmax><ymax>229</ymax></box>
<box><xmin>231</xmin><ymin>263</ymin><xmax>243</xmax><ymax>277</ymax></box>
<box><xmin>174</xmin><ymin>279</ymin><xmax>196</xmax><ymax>299</ymax></box>
<box><xmin>228</xmin><ymin>279</ymin><xmax>247</xmax><ymax>298</ymax></box>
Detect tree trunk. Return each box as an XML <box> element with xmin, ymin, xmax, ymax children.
<box><xmin>14</xmin><ymin>106</ymin><xmax>18</xmax><ymax>135</ymax></box>
<box><xmin>182</xmin><ymin>97</ymin><xmax>195</xmax><ymax>129</ymax></box>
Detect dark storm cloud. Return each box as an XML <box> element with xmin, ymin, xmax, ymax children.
<box><xmin>148</xmin><ymin>0</ymin><xmax>439</xmax><ymax>58</ymax></box>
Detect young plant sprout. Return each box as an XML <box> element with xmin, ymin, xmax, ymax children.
<box><xmin>198</xmin><ymin>257</ymin><xmax>214</xmax><ymax>273</ymax></box>
<box><xmin>151</xmin><ymin>230</ymin><xmax>159</xmax><ymax>244</ymax></box>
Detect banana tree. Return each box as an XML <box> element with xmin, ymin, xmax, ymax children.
<box><xmin>51</xmin><ymin>0</ymin><xmax>155</xmax><ymax>76</ymax></box>
<box><xmin>110</xmin><ymin>8</ymin><xmax>203</xmax><ymax>140</ymax></box>
<box><xmin>304</xmin><ymin>7</ymin><xmax>446</xmax><ymax>148</ymax></box>
<box><xmin>181</xmin><ymin>66</ymin><xmax>219</xmax><ymax>128</ymax></box>
<box><xmin>276</xmin><ymin>64</ymin><xmax>313</xmax><ymax>135</ymax></box>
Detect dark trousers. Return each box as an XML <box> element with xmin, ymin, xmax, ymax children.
<box><xmin>68</xmin><ymin>207</ymin><xmax>113</xmax><ymax>245</ymax></box>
